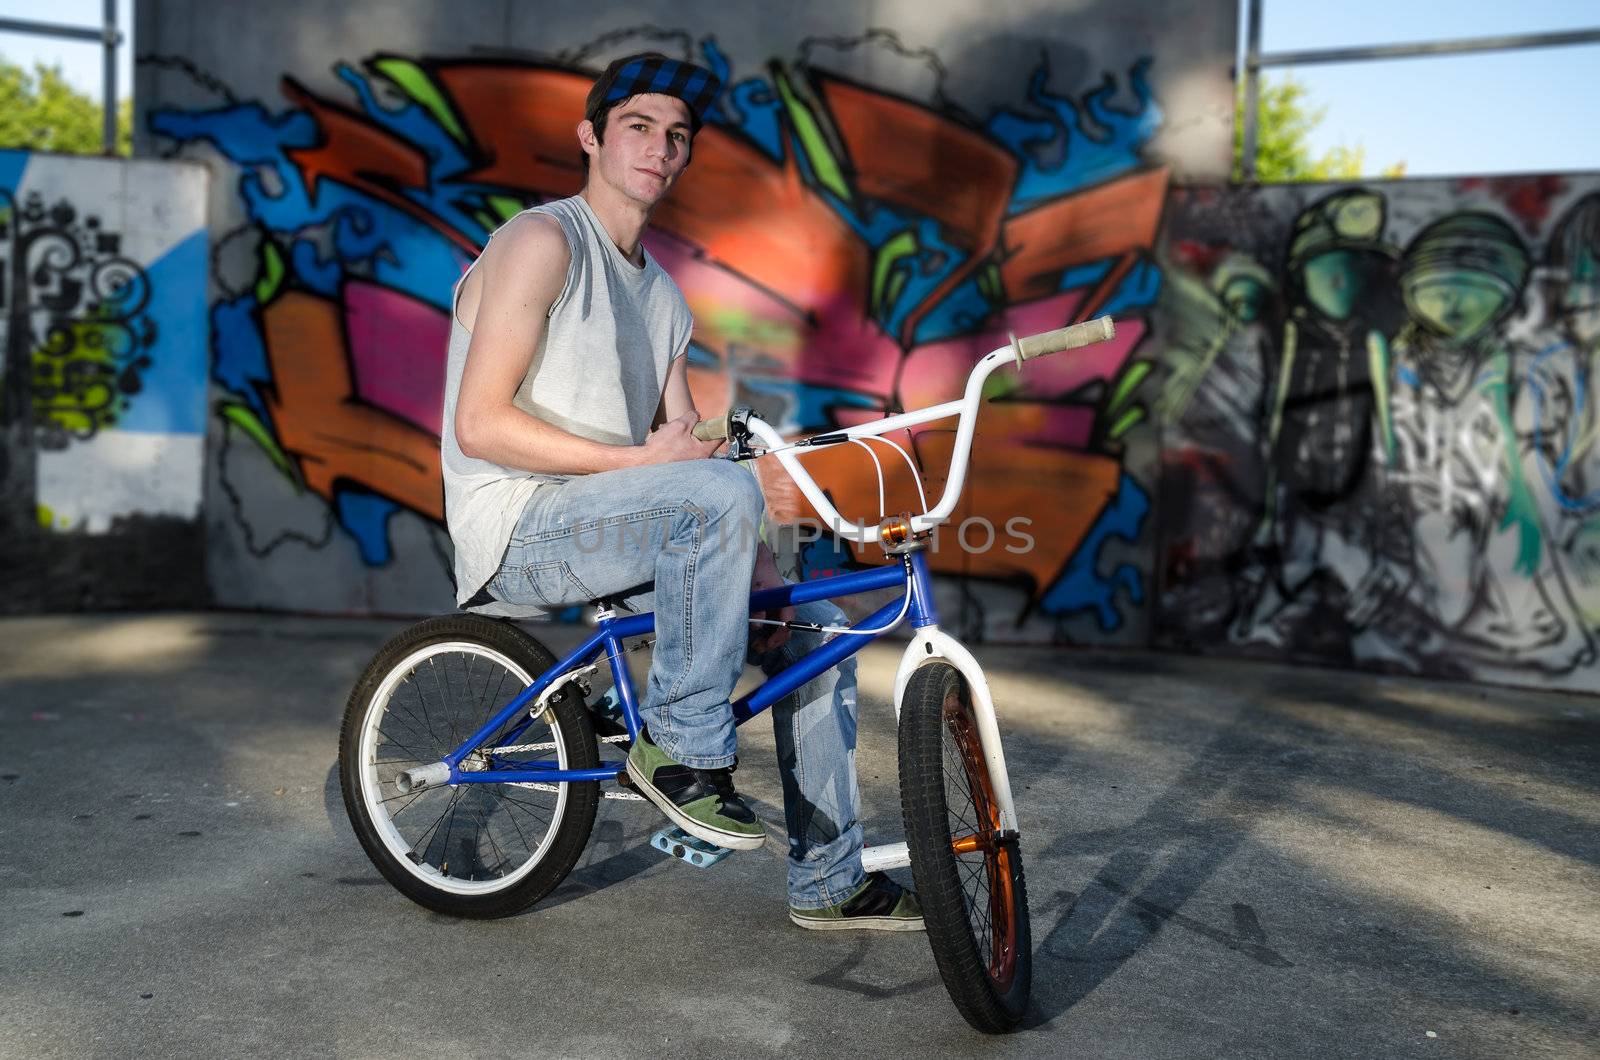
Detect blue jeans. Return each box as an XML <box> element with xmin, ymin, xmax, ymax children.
<box><xmin>488</xmin><ymin>459</ymin><xmax>865</xmax><ymax>907</ymax></box>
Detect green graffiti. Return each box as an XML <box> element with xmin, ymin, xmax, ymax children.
<box><xmin>373</xmin><ymin>57</ymin><xmax>468</xmax><ymax>144</ymax></box>
<box><xmin>221</xmin><ymin>401</ymin><xmax>301</xmax><ymax>488</ymax></box>
<box><xmin>1404</xmin><ymin>272</ymin><xmax>1506</xmax><ymax>341</ymax></box>
<box><xmin>978</xmin><ymin>263</ymin><xmax>1004</xmax><ymax>303</ymax></box>
<box><xmin>704</xmin><ymin>305</ymin><xmax>798</xmax><ymax>353</ymax></box>
<box><xmin>980</xmin><ymin>370</ymin><xmax>1021</xmax><ymax>402</ymax></box>
<box><xmin>1486</xmin><ymin>353</ymin><xmax>1542</xmax><ymax>576</ymax></box>
<box><xmin>1368</xmin><ymin>329</ymin><xmax>1394</xmax><ymax>465</ymax></box>
<box><xmin>884</xmin><ymin>270</ymin><xmax>909</xmax><ymax>319</ymax></box>
<box><xmin>1108</xmin><ymin>405</ymin><xmax>1144</xmax><ymax>440</ymax></box>
<box><xmin>486</xmin><ymin>194</ymin><xmax>524</xmax><ymax>223</ymax></box>
<box><xmin>1155</xmin><ymin>270</ymin><xmax>1232</xmax><ymax>425</ymax></box>
<box><xmin>1300</xmin><ymin>250</ymin><xmax>1369</xmax><ymax>322</ymax></box>
<box><xmin>871</xmin><ymin>231</ymin><xmax>917</xmax><ymax>318</ymax></box>
<box><xmin>771</xmin><ymin>65</ymin><xmax>851</xmax><ymax>203</ymax></box>
<box><xmin>255</xmin><ymin>239</ymin><xmax>286</xmax><ymax>304</ymax></box>
<box><xmin>32</xmin><ymin>321</ymin><xmax>132</xmax><ymax>437</ymax></box>
<box><xmin>1108</xmin><ymin>360</ymin><xmax>1152</xmax><ymax>414</ymax></box>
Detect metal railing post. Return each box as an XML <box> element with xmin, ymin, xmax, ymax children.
<box><xmin>1240</xmin><ymin>0</ymin><xmax>1263</xmax><ymax>182</ymax></box>
<box><xmin>102</xmin><ymin>0</ymin><xmax>117</xmax><ymax>154</ymax></box>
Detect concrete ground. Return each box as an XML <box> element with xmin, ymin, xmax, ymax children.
<box><xmin>1</xmin><ymin>612</ymin><xmax>1597</xmax><ymax>1060</ymax></box>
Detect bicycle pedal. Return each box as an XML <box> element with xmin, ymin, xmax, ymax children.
<box><xmin>649</xmin><ymin>826</ymin><xmax>733</xmax><ymax>868</ymax></box>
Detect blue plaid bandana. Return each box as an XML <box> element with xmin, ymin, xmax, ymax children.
<box><xmin>601</xmin><ymin>56</ymin><xmax>721</xmax><ymax>124</ymax></box>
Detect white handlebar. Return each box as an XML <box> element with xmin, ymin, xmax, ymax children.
<box><xmin>745</xmin><ymin>317</ymin><xmax>1116</xmax><ymax>544</ymax></box>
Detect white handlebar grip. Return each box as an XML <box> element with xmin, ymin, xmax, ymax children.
<box><xmin>692</xmin><ymin>415</ymin><xmax>729</xmax><ymax>442</ymax></box>
<box><xmin>1014</xmin><ymin>316</ymin><xmax>1116</xmax><ymax>361</ymax></box>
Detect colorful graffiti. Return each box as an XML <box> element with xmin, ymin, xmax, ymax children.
<box><xmin>1157</xmin><ymin>178</ymin><xmax>1600</xmax><ymax>686</ymax></box>
<box><xmin>1</xmin><ymin>192</ymin><xmax>157</xmax><ymax>448</ymax></box>
<box><xmin>151</xmin><ymin>35</ymin><xmax>1171</xmax><ymax>635</ymax></box>
<box><xmin>0</xmin><ymin>152</ymin><xmax>208</xmax><ymax>531</ymax></box>
<box><xmin>0</xmin><ymin>150</ymin><xmax>209</xmax><ymax>611</ymax></box>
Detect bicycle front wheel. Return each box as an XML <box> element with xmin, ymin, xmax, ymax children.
<box><xmin>338</xmin><ymin>614</ymin><xmax>599</xmax><ymax>918</ymax></box>
<box><xmin>898</xmin><ymin>660</ymin><xmax>1032</xmax><ymax>1033</ymax></box>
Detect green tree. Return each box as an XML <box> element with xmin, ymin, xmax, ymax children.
<box><xmin>1235</xmin><ymin>73</ymin><xmax>1404</xmax><ymax>182</ymax></box>
<box><xmin>0</xmin><ymin>55</ymin><xmax>131</xmax><ymax>155</ymax></box>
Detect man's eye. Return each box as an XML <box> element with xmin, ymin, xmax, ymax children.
<box><xmin>671</xmin><ymin>132</ymin><xmax>687</xmax><ymax>143</ymax></box>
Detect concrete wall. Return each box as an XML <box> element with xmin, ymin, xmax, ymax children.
<box><xmin>7</xmin><ymin>2</ymin><xmax>1583</xmax><ymax>695</ymax></box>
<box><xmin>135</xmin><ymin>0</ymin><xmax>1237</xmax><ymax>636</ymax></box>
<box><xmin>1154</xmin><ymin>175</ymin><xmax>1600</xmax><ymax>692</ymax></box>
<box><xmin>0</xmin><ymin>152</ymin><xmax>210</xmax><ymax>612</ymax></box>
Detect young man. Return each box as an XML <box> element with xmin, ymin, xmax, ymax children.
<box><xmin>440</xmin><ymin>53</ymin><xmax>921</xmax><ymax>930</ymax></box>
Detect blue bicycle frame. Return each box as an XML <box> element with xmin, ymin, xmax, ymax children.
<box><xmin>436</xmin><ymin>549</ymin><xmax>941</xmax><ymax>786</ymax></box>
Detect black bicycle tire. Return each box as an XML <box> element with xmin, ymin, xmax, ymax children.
<box><xmin>338</xmin><ymin>614</ymin><xmax>599</xmax><ymax>918</ymax></box>
<box><xmin>898</xmin><ymin>660</ymin><xmax>1032</xmax><ymax>1032</ymax></box>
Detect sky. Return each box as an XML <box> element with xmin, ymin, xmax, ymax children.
<box><xmin>1241</xmin><ymin>0</ymin><xmax>1600</xmax><ymax>177</ymax></box>
<box><xmin>0</xmin><ymin>0</ymin><xmax>1596</xmax><ymax>179</ymax></box>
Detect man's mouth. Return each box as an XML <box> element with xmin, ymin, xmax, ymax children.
<box><xmin>637</xmin><ymin>168</ymin><xmax>666</xmax><ymax>181</ymax></box>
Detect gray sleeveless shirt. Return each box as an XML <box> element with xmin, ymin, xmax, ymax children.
<box><xmin>441</xmin><ymin>194</ymin><xmax>693</xmax><ymax>613</ymax></box>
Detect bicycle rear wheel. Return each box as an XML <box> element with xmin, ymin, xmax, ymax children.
<box><xmin>898</xmin><ymin>660</ymin><xmax>1031</xmax><ymax>1032</ymax></box>
<box><xmin>338</xmin><ymin>614</ymin><xmax>599</xmax><ymax>918</ymax></box>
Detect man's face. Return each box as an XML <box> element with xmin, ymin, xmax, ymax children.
<box><xmin>582</xmin><ymin>93</ymin><xmax>693</xmax><ymax>207</ymax></box>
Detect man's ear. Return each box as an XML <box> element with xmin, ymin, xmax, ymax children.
<box><xmin>577</xmin><ymin>118</ymin><xmax>598</xmax><ymax>159</ymax></box>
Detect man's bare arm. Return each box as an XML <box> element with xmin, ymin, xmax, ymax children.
<box><xmin>454</xmin><ymin>214</ymin><xmax>715</xmax><ymax>472</ymax></box>
<box><xmin>654</xmin><ymin>351</ymin><xmax>697</xmax><ymax>426</ymax></box>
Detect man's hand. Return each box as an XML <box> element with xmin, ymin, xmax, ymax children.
<box><xmin>749</xmin><ymin>540</ymin><xmax>795</xmax><ymax>653</ymax></box>
<box><xmin>636</xmin><ymin>410</ymin><xmax>721</xmax><ymax>466</ymax></box>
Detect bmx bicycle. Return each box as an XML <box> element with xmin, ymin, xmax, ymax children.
<box><xmin>338</xmin><ymin>316</ymin><xmax>1116</xmax><ymax>1033</ymax></box>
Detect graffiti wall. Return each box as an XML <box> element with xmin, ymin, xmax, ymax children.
<box><xmin>136</xmin><ymin>0</ymin><xmax>1238</xmax><ymax>637</ymax></box>
<box><xmin>1156</xmin><ymin>176</ymin><xmax>1600</xmax><ymax>691</ymax></box>
<box><xmin>0</xmin><ymin>151</ymin><xmax>209</xmax><ymax>612</ymax></box>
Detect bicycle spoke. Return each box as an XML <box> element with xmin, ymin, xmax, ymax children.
<box><xmin>380</xmin><ymin>702</ymin><xmax>437</xmax><ymax>749</ymax></box>
<box><xmin>488</xmin><ymin>665</ymin><xmax>512</xmax><ymax>724</ymax></box>
<box><xmin>473</xmin><ymin>799</ymin><xmax>511</xmax><ymax>878</ymax></box>
<box><xmin>411</xmin><ymin>786</ymin><xmax>464</xmax><ymax>855</ymax></box>
<box><xmin>373</xmin><ymin>726</ymin><xmax>434</xmax><ymax>767</ymax></box>
<box><xmin>437</xmin><ymin>787</ymin><xmax>464</xmax><ymax>869</ymax></box>
<box><xmin>428</xmin><ymin>657</ymin><xmax>462</xmax><ymax>749</ymax></box>
<box><xmin>499</xmin><ymin>793</ymin><xmax>557</xmax><ymax>827</ymax></box>
<box><xmin>495</xmin><ymin>785</ymin><xmax>539</xmax><ymax>856</ymax></box>
<box><xmin>930</xmin><ymin>683</ymin><xmax>1019</xmax><ymax>990</ymax></box>
<box><xmin>377</xmin><ymin>786</ymin><xmax>431</xmax><ymax>810</ymax></box>
<box><xmin>448</xmin><ymin>653</ymin><xmax>476</xmax><ymax>740</ymax></box>
<box><xmin>404</xmin><ymin>671</ymin><xmax>441</xmax><ymax>746</ymax></box>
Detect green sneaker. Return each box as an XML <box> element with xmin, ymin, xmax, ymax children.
<box><xmin>625</xmin><ymin>729</ymin><xmax>766</xmax><ymax>851</ymax></box>
<box><xmin>790</xmin><ymin>872</ymin><xmax>925</xmax><ymax>931</ymax></box>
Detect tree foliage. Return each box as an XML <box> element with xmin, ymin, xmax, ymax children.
<box><xmin>0</xmin><ymin>55</ymin><xmax>131</xmax><ymax>155</ymax></box>
<box><xmin>1235</xmin><ymin>74</ymin><xmax>1404</xmax><ymax>182</ymax></box>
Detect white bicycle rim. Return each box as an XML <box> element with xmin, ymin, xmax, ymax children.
<box><xmin>358</xmin><ymin>639</ymin><xmax>570</xmax><ymax>896</ymax></box>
